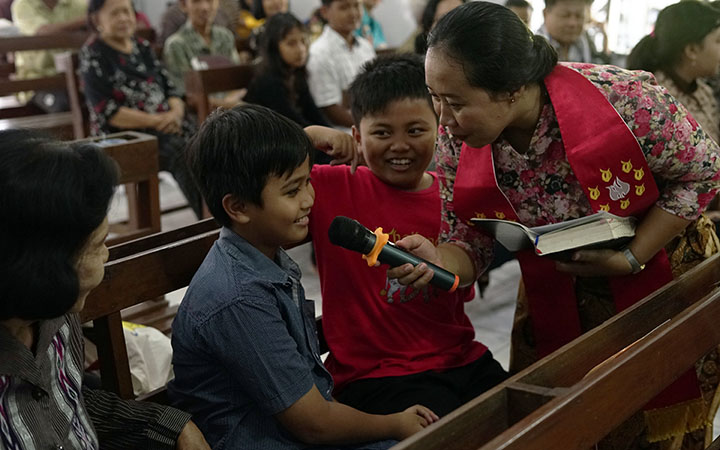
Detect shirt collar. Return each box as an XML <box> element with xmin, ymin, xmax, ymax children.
<box><xmin>219</xmin><ymin>227</ymin><xmax>301</xmax><ymax>285</ymax></box>
<box><xmin>321</xmin><ymin>25</ymin><xmax>359</xmax><ymax>50</ymax></box>
<box><xmin>0</xmin><ymin>315</ymin><xmax>66</xmax><ymax>386</ymax></box>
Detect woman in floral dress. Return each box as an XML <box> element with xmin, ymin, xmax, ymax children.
<box><xmin>387</xmin><ymin>3</ymin><xmax>720</xmax><ymax>449</ymax></box>
<box><xmin>80</xmin><ymin>0</ymin><xmax>203</xmax><ymax>218</ymax></box>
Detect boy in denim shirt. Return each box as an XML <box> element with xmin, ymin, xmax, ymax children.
<box><xmin>169</xmin><ymin>105</ymin><xmax>436</xmax><ymax>449</ymax></box>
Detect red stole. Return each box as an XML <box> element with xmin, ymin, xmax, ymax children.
<box><xmin>453</xmin><ymin>64</ymin><xmax>698</xmax><ymax>410</ymax></box>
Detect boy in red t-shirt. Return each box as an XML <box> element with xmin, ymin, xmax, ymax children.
<box><xmin>308</xmin><ymin>53</ymin><xmax>508</xmax><ymax>416</ymax></box>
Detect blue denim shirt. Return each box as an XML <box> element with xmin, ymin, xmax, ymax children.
<box><xmin>168</xmin><ymin>227</ymin><xmax>336</xmax><ymax>449</ymax></box>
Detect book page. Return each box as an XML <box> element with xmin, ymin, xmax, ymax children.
<box><xmin>470</xmin><ymin>219</ymin><xmax>536</xmax><ymax>252</ymax></box>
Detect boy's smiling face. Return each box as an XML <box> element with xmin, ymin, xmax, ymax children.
<box><xmin>354</xmin><ymin>98</ymin><xmax>437</xmax><ymax>191</ymax></box>
<box><xmin>238</xmin><ymin>156</ymin><xmax>314</xmax><ymax>259</ymax></box>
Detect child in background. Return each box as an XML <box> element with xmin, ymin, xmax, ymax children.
<box><xmin>307</xmin><ymin>0</ymin><xmax>375</xmax><ymax>127</ymax></box>
<box><xmin>355</xmin><ymin>0</ymin><xmax>386</xmax><ymax>49</ymax></box>
<box><xmin>244</xmin><ymin>13</ymin><xmax>332</xmax><ymax>155</ymax></box>
<box><xmin>163</xmin><ymin>0</ymin><xmax>244</xmax><ymax>108</ymax></box>
<box><xmin>169</xmin><ymin>104</ymin><xmax>437</xmax><ymax>449</ymax></box>
<box><xmin>308</xmin><ymin>54</ymin><xmax>508</xmax><ymax>416</ymax></box>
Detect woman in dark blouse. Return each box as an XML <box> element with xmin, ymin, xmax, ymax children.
<box><xmin>79</xmin><ymin>0</ymin><xmax>202</xmax><ymax>218</ymax></box>
<box><xmin>245</xmin><ymin>13</ymin><xmax>332</xmax><ymax>163</ymax></box>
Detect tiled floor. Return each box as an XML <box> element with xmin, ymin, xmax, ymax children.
<box><xmin>110</xmin><ymin>175</ymin><xmax>720</xmax><ymax>438</ymax></box>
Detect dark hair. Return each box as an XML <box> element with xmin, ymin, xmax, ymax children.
<box><xmin>506</xmin><ymin>0</ymin><xmax>531</xmax><ymax>8</ymax></box>
<box><xmin>186</xmin><ymin>104</ymin><xmax>314</xmax><ymax>227</ymax></box>
<box><xmin>349</xmin><ymin>53</ymin><xmax>434</xmax><ymax>125</ymax></box>
<box><xmin>256</xmin><ymin>13</ymin><xmax>309</xmax><ymax>103</ymax></box>
<box><xmin>544</xmin><ymin>0</ymin><xmax>592</xmax><ymax>8</ymax></box>
<box><xmin>321</xmin><ymin>0</ymin><xmax>339</xmax><ymax>6</ymax></box>
<box><xmin>427</xmin><ymin>2</ymin><xmax>557</xmax><ymax>94</ymax></box>
<box><xmin>627</xmin><ymin>2</ymin><xmax>720</xmax><ymax>75</ymax></box>
<box><xmin>87</xmin><ymin>0</ymin><xmax>135</xmax><ymax>32</ymax></box>
<box><xmin>415</xmin><ymin>0</ymin><xmax>468</xmax><ymax>54</ymax></box>
<box><xmin>252</xmin><ymin>0</ymin><xmax>267</xmax><ymax>19</ymax></box>
<box><xmin>0</xmin><ymin>130</ymin><xmax>117</xmax><ymax>321</ymax></box>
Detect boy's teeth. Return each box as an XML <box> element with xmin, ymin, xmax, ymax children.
<box><xmin>389</xmin><ymin>159</ymin><xmax>411</xmax><ymax>165</ymax></box>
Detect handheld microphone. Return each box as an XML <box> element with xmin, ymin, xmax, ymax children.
<box><xmin>327</xmin><ymin>216</ymin><xmax>460</xmax><ymax>292</ymax></box>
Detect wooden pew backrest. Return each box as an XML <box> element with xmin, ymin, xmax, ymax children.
<box><xmin>393</xmin><ymin>254</ymin><xmax>720</xmax><ymax>450</ymax></box>
<box><xmin>82</xmin><ymin>222</ymin><xmax>221</xmax><ymax>399</ymax></box>
<box><xmin>184</xmin><ymin>64</ymin><xmax>255</xmax><ymax>123</ymax></box>
<box><xmin>73</xmin><ymin>131</ymin><xmax>161</xmax><ymax>246</ymax></box>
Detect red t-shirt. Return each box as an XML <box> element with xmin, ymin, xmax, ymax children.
<box><xmin>309</xmin><ymin>165</ymin><xmax>488</xmax><ymax>393</ymax></box>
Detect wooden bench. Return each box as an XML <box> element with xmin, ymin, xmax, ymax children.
<box><xmin>81</xmin><ymin>219</ymin><xmax>220</xmax><ymax>399</ymax></box>
<box><xmin>81</xmin><ymin>220</ymin><xmax>331</xmax><ymax>402</ymax></box>
<box><xmin>393</xmin><ymin>254</ymin><xmax>720</xmax><ymax>450</ymax></box>
<box><xmin>73</xmin><ymin>131</ymin><xmax>162</xmax><ymax>246</ymax></box>
<box><xmin>0</xmin><ymin>33</ymin><xmax>88</xmax><ymax>138</ymax></box>
<box><xmin>184</xmin><ymin>64</ymin><xmax>255</xmax><ymax>123</ymax></box>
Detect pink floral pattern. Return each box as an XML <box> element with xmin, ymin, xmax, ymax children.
<box><xmin>437</xmin><ymin>63</ymin><xmax>720</xmax><ymax>274</ymax></box>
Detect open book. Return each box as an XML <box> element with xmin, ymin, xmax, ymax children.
<box><xmin>470</xmin><ymin>211</ymin><xmax>636</xmax><ymax>256</ymax></box>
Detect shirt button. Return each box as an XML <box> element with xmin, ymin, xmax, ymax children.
<box><xmin>32</xmin><ymin>387</ymin><xmax>45</xmax><ymax>401</ymax></box>
<box><xmin>55</xmin><ymin>446</ymin><xmax>64</xmax><ymax>450</ymax></box>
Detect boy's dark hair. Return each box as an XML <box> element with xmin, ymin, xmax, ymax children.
<box><xmin>321</xmin><ymin>0</ymin><xmax>338</xmax><ymax>6</ymax></box>
<box><xmin>349</xmin><ymin>53</ymin><xmax>433</xmax><ymax>126</ymax></box>
<box><xmin>186</xmin><ymin>104</ymin><xmax>314</xmax><ymax>227</ymax></box>
<box><xmin>0</xmin><ymin>129</ymin><xmax>118</xmax><ymax>321</ymax></box>
<box><xmin>506</xmin><ymin>0</ymin><xmax>532</xmax><ymax>8</ymax></box>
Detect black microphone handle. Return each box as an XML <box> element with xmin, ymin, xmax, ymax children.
<box><xmin>378</xmin><ymin>242</ymin><xmax>459</xmax><ymax>292</ymax></box>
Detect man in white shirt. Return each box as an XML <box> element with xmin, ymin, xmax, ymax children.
<box><xmin>307</xmin><ymin>0</ymin><xmax>375</xmax><ymax>127</ymax></box>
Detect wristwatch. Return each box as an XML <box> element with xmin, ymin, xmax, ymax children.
<box><xmin>622</xmin><ymin>247</ymin><xmax>645</xmax><ymax>274</ymax></box>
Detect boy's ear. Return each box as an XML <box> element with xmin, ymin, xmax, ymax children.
<box><xmin>351</xmin><ymin>124</ymin><xmax>362</xmax><ymax>146</ymax></box>
<box><xmin>351</xmin><ymin>125</ymin><xmax>365</xmax><ymax>156</ymax></box>
<box><xmin>222</xmin><ymin>193</ymin><xmax>251</xmax><ymax>224</ymax></box>
<box><xmin>178</xmin><ymin>0</ymin><xmax>189</xmax><ymax>14</ymax></box>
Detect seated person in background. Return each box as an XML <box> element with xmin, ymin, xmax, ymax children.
<box><xmin>169</xmin><ymin>104</ymin><xmax>438</xmax><ymax>449</ymax></box>
<box><xmin>628</xmin><ymin>1</ymin><xmax>720</xmax><ymax>144</ymax></box>
<box><xmin>628</xmin><ymin>1</ymin><xmax>720</xmax><ymax>226</ymax></box>
<box><xmin>80</xmin><ymin>0</ymin><xmax>203</xmax><ymax>218</ymax></box>
<box><xmin>505</xmin><ymin>0</ymin><xmax>532</xmax><ymax>27</ymax></box>
<box><xmin>247</xmin><ymin>0</ymin><xmax>288</xmax><ymax>51</ymax></box>
<box><xmin>245</xmin><ymin>13</ymin><xmax>333</xmax><ymax>163</ymax></box>
<box><xmin>158</xmin><ymin>0</ymin><xmax>238</xmax><ymax>45</ymax></box>
<box><xmin>355</xmin><ymin>0</ymin><xmax>386</xmax><ymax>49</ymax></box>
<box><xmin>308</xmin><ymin>54</ymin><xmax>508</xmax><ymax>417</ymax></box>
<box><xmin>163</xmin><ymin>0</ymin><xmax>244</xmax><ymax>109</ymax></box>
<box><xmin>307</xmin><ymin>0</ymin><xmax>375</xmax><ymax>128</ymax></box>
<box><xmin>11</xmin><ymin>0</ymin><xmax>87</xmax><ymax>112</ymax></box>
<box><xmin>396</xmin><ymin>0</ymin><xmax>425</xmax><ymax>53</ymax></box>
<box><xmin>0</xmin><ymin>129</ymin><xmax>210</xmax><ymax>450</ymax></box>
<box><xmin>414</xmin><ymin>0</ymin><xmax>465</xmax><ymax>55</ymax></box>
<box><xmin>536</xmin><ymin>0</ymin><xmax>601</xmax><ymax>63</ymax></box>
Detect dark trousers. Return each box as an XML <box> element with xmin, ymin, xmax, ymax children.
<box><xmin>336</xmin><ymin>351</ymin><xmax>508</xmax><ymax>417</ymax></box>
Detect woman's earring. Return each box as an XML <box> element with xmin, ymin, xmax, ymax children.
<box><xmin>510</xmin><ymin>96</ymin><xmax>516</xmax><ymax>103</ymax></box>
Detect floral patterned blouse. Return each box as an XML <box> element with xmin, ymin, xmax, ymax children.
<box><xmin>79</xmin><ymin>37</ymin><xmax>183</xmax><ymax>136</ymax></box>
<box><xmin>437</xmin><ymin>63</ymin><xmax>720</xmax><ymax>274</ymax></box>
